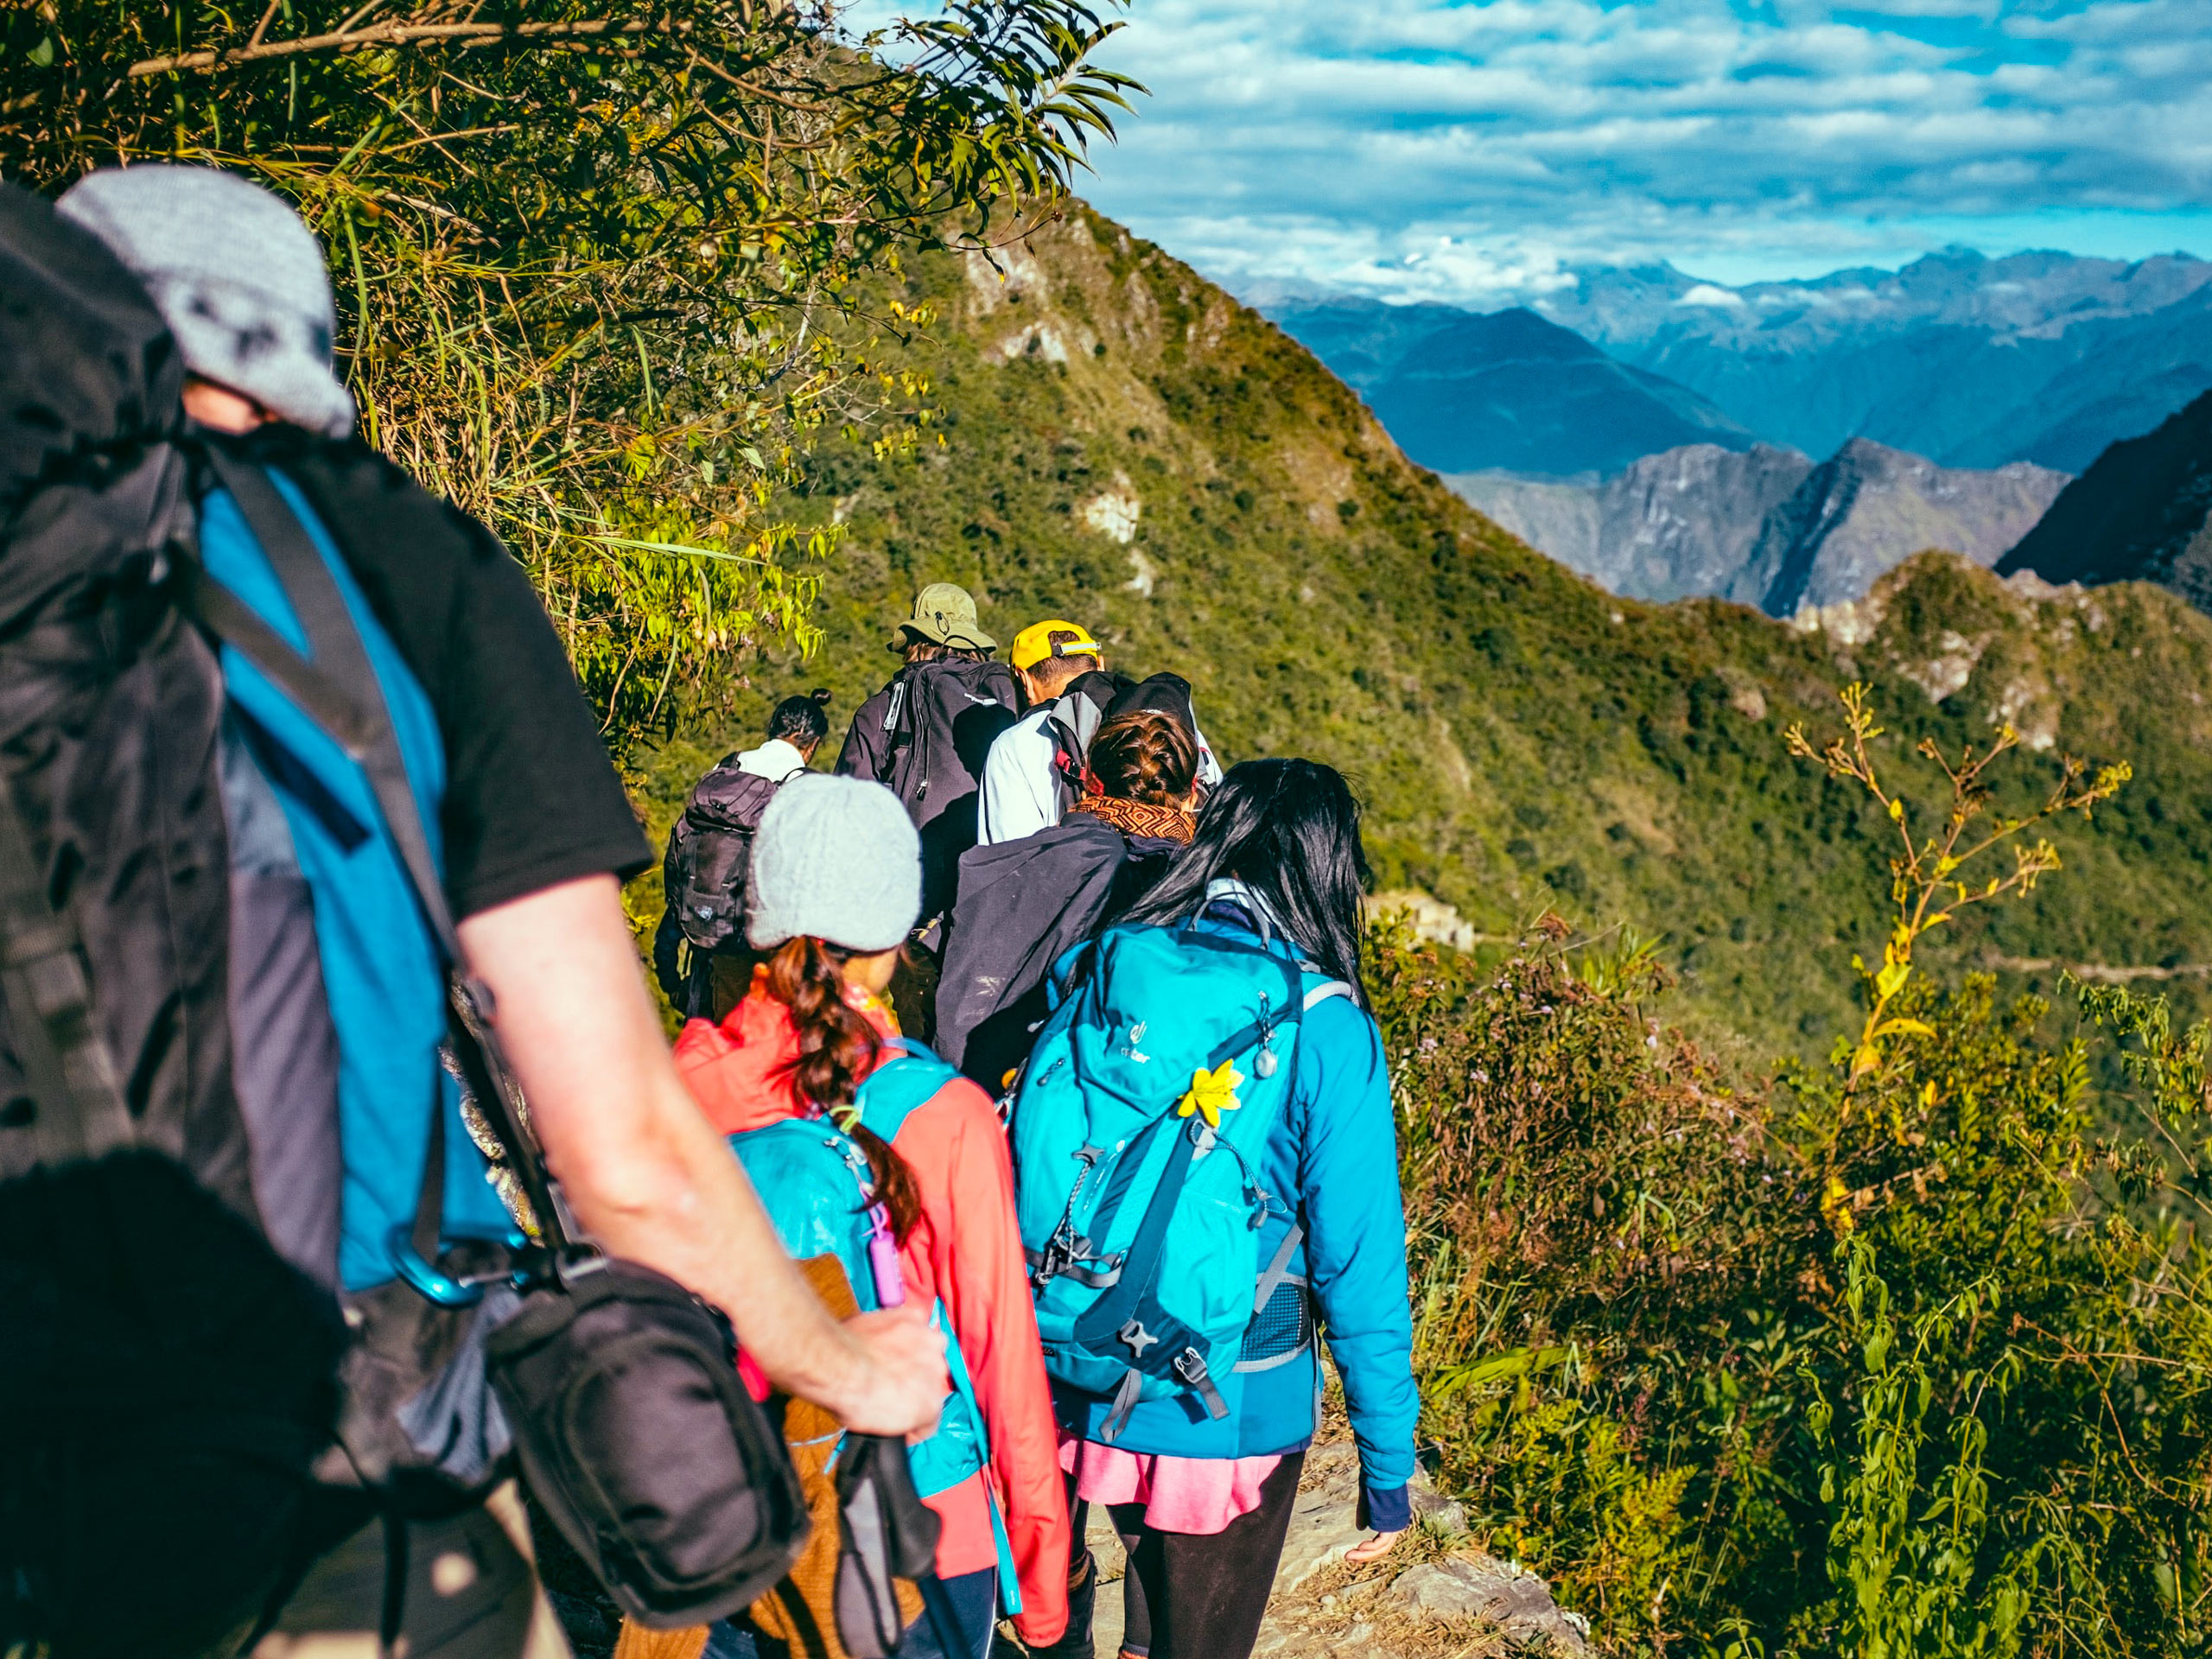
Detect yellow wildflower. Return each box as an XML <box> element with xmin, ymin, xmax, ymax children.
<box><xmin>1176</xmin><ymin>1059</ymin><xmax>1244</xmax><ymax>1128</ymax></box>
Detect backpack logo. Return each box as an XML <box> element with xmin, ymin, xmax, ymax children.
<box><xmin>1117</xmin><ymin>1020</ymin><xmax>1151</xmax><ymax>1064</ymax></box>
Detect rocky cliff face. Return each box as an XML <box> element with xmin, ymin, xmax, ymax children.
<box><xmin>1737</xmin><ymin>439</ymin><xmax>2070</xmax><ymax>616</ymax></box>
<box><xmin>1439</xmin><ymin>471</ymin><xmax>1605</xmax><ymax>575</ymax></box>
<box><xmin>1448</xmin><ymin>438</ymin><xmax>2065</xmax><ymax>613</ymax></box>
<box><xmin>1602</xmin><ymin>443</ymin><xmax>1817</xmax><ymax>602</ymax></box>
<box><xmin>1451</xmin><ymin>443</ymin><xmax>1812</xmax><ymax>601</ymax></box>
<box><xmin>1998</xmin><ymin>388</ymin><xmax>2212</xmax><ymax>613</ymax></box>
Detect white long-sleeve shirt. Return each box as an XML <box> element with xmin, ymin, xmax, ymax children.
<box><xmin>976</xmin><ymin>706</ymin><xmax>1060</xmax><ymax>846</ymax></box>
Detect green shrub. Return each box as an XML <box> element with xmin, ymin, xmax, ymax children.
<box><xmin>1378</xmin><ymin>691</ymin><xmax>2212</xmax><ymax>1656</ymax></box>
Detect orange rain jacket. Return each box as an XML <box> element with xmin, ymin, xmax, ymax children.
<box><xmin>674</xmin><ymin>980</ymin><xmax>1071</xmax><ymax>1648</ymax></box>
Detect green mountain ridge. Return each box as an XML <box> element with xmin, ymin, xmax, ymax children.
<box><xmin>652</xmin><ymin>204</ymin><xmax>2212</xmax><ymax>1059</ymax></box>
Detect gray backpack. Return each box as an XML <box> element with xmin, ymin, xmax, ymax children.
<box><xmin>664</xmin><ymin>760</ymin><xmax>792</xmax><ymax>954</ymax></box>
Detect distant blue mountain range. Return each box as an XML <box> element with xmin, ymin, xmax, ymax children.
<box><xmin>1265</xmin><ymin>248</ymin><xmax>2212</xmax><ymax>480</ymax></box>
<box><xmin>1265</xmin><ymin>302</ymin><xmax>1755</xmax><ymax>477</ymax></box>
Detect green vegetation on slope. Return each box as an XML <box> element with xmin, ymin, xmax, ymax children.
<box><xmin>658</xmin><ymin>205</ymin><xmax>2212</xmax><ymax>1060</ymax></box>
<box><xmin>1368</xmin><ymin>699</ymin><xmax>2212</xmax><ymax>1656</ymax></box>
<box><xmin>5</xmin><ymin>0</ymin><xmax>1136</xmax><ymax>754</ymax></box>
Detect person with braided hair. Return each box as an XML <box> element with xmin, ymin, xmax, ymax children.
<box><xmin>1065</xmin><ymin>709</ymin><xmax>1202</xmax><ymax>855</ymax></box>
<box><xmin>674</xmin><ymin>776</ymin><xmax>1070</xmax><ymax>1658</ymax></box>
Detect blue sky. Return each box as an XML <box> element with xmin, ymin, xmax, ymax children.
<box><xmin>1028</xmin><ymin>0</ymin><xmax>2212</xmax><ymax>300</ymax></box>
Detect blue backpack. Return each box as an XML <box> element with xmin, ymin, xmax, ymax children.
<box><xmin>729</xmin><ymin>1039</ymin><xmax>1020</xmax><ymax>1610</ymax></box>
<box><xmin>1010</xmin><ymin>918</ymin><xmax>1351</xmax><ymax>1439</ymax></box>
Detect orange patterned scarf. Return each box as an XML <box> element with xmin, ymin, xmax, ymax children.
<box><xmin>1071</xmin><ymin>795</ymin><xmax>1196</xmax><ymax>842</ymax></box>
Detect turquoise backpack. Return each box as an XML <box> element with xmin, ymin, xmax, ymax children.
<box><xmin>1010</xmin><ymin>918</ymin><xmax>1351</xmax><ymax>1440</ymax></box>
<box><xmin>728</xmin><ymin>1039</ymin><xmax>1019</xmax><ymax>1608</ymax></box>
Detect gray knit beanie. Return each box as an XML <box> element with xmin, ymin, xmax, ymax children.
<box><xmin>58</xmin><ymin>165</ymin><xmax>355</xmax><ymax>439</ymax></box>
<box><xmin>747</xmin><ymin>775</ymin><xmax>921</xmax><ymax>953</ymax></box>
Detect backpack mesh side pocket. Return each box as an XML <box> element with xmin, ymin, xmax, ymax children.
<box><xmin>1236</xmin><ymin>1278</ymin><xmax>1313</xmax><ymax>1373</ymax></box>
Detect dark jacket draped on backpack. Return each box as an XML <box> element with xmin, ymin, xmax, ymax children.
<box><xmin>935</xmin><ymin>811</ymin><xmax>1186</xmax><ymax>1086</ymax></box>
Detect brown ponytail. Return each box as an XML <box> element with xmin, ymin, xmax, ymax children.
<box><xmin>1088</xmin><ymin>709</ymin><xmax>1198</xmax><ymax>804</ymax></box>
<box><xmin>766</xmin><ymin>937</ymin><xmax>923</xmax><ymax>1243</ymax></box>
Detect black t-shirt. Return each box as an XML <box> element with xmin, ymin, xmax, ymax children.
<box><xmin>235</xmin><ymin>429</ymin><xmax>652</xmax><ymax>918</ymax></box>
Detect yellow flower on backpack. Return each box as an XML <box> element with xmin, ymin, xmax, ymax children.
<box><xmin>1175</xmin><ymin>1058</ymin><xmax>1244</xmax><ymax>1128</ymax></box>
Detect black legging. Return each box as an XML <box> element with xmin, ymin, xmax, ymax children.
<box><xmin>1069</xmin><ymin>1452</ymin><xmax>1306</xmax><ymax>1659</ymax></box>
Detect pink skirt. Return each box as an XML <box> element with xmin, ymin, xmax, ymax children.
<box><xmin>1060</xmin><ymin>1433</ymin><xmax>1283</xmax><ymax>1536</ymax></box>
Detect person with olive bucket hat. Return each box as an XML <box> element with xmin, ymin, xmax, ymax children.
<box><xmin>835</xmin><ymin>585</ymin><xmax>1021</xmax><ymax>938</ymax></box>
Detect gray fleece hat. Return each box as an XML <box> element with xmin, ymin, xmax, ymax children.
<box><xmin>58</xmin><ymin>165</ymin><xmax>355</xmax><ymax>439</ymax></box>
<box><xmin>747</xmin><ymin>775</ymin><xmax>921</xmax><ymax>954</ymax></box>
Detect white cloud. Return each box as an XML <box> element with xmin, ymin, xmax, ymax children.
<box><xmin>1677</xmin><ymin>283</ymin><xmax>1747</xmax><ymax>306</ymax></box>
<box><xmin>1054</xmin><ymin>0</ymin><xmax>2212</xmax><ymax>296</ymax></box>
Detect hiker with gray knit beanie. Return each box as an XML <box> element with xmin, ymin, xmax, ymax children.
<box><xmin>678</xmin><ymin>775</ymin><xmax>1072</xmax><ymax>1659</ymax></box>
<box><xmin>15</xmin><ymin>168</ymin><xmax>947</xmax><ymax>1657</ymax></box>
<box><xmin>59</xmin><ymin>163</ymin><xmax>357</xmax><ymax>438</ymax></box>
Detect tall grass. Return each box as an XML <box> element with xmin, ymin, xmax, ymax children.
<box><xmin>1373</xmin><ymin>694</ymin><xmax>2212</xmax><ymax>1655</ymax></box>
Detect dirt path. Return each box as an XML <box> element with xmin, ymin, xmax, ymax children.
<box><xmin>1064</xmin><ymin>1443</ymin><xmax>1587</xmax><ymax>1659</ymax></box>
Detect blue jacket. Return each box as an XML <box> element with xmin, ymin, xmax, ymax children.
<box><xmin>1053</xmin><ymin>906</ymin><xmax>1419</xmax><ymax>1530</ymax></box>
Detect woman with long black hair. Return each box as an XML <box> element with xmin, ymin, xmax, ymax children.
<box><xmin>1033</xmin><ymin>760</ymin><xmax>1418</xmax><ymax>1659</ymax></box>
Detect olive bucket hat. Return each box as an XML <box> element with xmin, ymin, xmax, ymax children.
<box><xmin>891</xmin><ymin>582</ymin><xmax>995</xmax><ymax>653</ymax></box>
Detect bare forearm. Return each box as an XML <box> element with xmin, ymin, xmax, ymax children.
<box><xmin>545</xmin><ymin>1056</ymin><xmax>877</xmax><ymax>1404</ymax></box>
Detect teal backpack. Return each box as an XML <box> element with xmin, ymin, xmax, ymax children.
<box><xmin>1009</xmin><ymin>918</ymin><xmax>1351</xmax><ymax>1439</ymax></box>
<box><xmin>728</xmin><ymin>1039</ymin><xmax>1019</xmax><ymax>1608</ymax></box>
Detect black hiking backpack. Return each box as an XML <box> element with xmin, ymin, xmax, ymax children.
<box><xmin>881</xmin><ymin>657</ymin><xmax>1020</xmax><ymax>828</ymax></box>
<box><xmin>0</xmin><ymin>182</ymin><xmax>353</xmax><ymax>1658</ymax></box>
<box><xmin>664</xmin><ymin>758</ymin><xmax>795</xmax><ymax>954</ymax></box>
<box><xmin>880</xmin><ymin>658</ymin><xmax>1019</xmax><ymax>923</ymax></box>
<box><xmin>0</xmin><ymin>188</ymin><xmax>809</xmax><ymax>1649</ymax></box>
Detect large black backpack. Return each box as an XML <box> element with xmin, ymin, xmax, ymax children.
<box><xmin>0</xmin><ymin>181</ymin><xmax>352</xmax><ymax>1659</ymax></box>
<box><xmin>0</xmin><ymin>188</ymin><xmax>808</xmax><ymax>1651</ymax></box>
<box><xmin>883</xmin><ymin>658</ymin><xmax>1019</xmax><ymax>828</ymax></box>
<box><xmin>879</xmin><ymin>658</ymin><xmax>1019</xmax><ymax>925</ymax></box>
<box><xmin>664</xmin><ymin>758</ymin><xmax>792</xmax><ymax>953</ymax></box>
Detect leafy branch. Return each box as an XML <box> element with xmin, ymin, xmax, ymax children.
<box><xmin>2</xmin><ymin>0</ymin><xmax>1143</xmax><ymax>755</ymax></box>
<box><xmin>127</xmin><ymin>16</ymin><xmax>656</xmax><ymax>77</ymax></box>
<box><xmin>1787</xmin><ymin>682</ymin><xmax>2129</xmax><ymax>1085</ymax></box>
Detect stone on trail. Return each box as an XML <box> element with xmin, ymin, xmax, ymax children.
<box><xmin>1037</xmin><ymin>1440</ymin><xmax>1586</xmax><ymax>1658</ymax></box>
<box><xmin>1389</xmin><ymin>1557</ymin><xmax>1590</xmax><ymax>1653</ymax></box>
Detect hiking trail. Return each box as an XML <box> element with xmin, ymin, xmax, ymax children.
<box><xmin>1054</xmin><ymin>1439</ymin><xmax>1589</xmax><ymax>1658</ymax></box>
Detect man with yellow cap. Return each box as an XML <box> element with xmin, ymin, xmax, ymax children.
<box><xmin>978</xmin><ymin>618</ymin><xmax>1109</xmax><ymax>845</ymax></box>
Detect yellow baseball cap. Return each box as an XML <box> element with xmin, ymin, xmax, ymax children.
<box><xmin>1011</xmin><ymin>619</ymin><xmax>1103</xmax><ymax>671</ymax></box>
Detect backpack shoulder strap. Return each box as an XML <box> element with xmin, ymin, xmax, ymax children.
<box><xmin>1302</xmin><ymin>979</ymin><xmax>1356</xmax><ymax>1011</ymax></box>
<box><xmin>194</xmin><ymin>450</ymin><xmax>452</xmax><ymax>957</ymax></box>
<box><xmin>183</xmin><ymin>449</ymin><xmax>568</xmax><ymax>1275</ymax></box>
<box><xmin>855</xmin><ymin>1039</ymin><xmax>962</xmax><ymax>1145</ymax></box>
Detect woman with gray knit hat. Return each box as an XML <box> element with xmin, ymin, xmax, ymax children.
<box><xmin>678</xmin><ymin>776</ymin><xmax>1072</xmax><ymax>1658</ymax></box>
